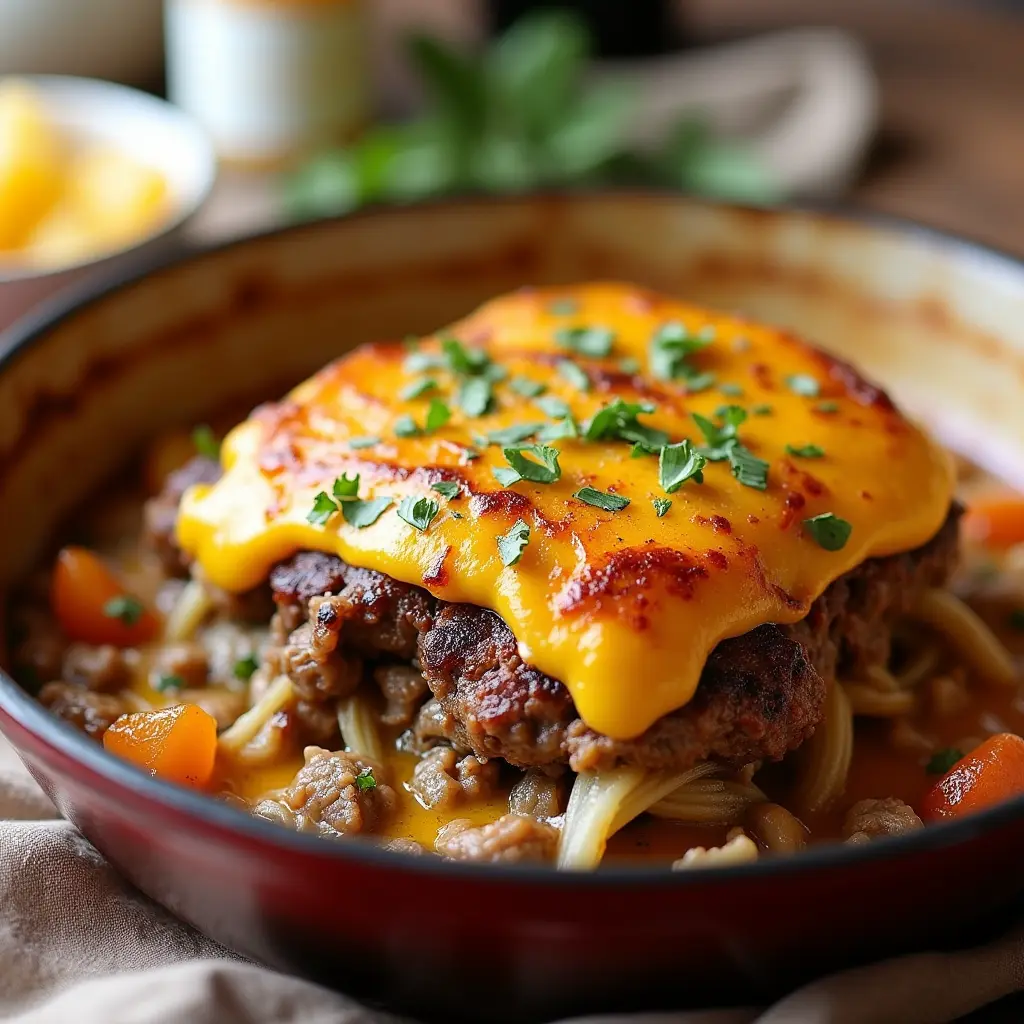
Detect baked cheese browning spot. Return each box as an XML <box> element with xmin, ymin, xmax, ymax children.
<box><xmin>177</xmin><ymin>282</ymin><xmax>955</xmax><ymax>741</ymax></box>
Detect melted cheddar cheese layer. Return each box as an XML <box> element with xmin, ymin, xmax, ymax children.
<box><xmin>177</xmin><ymin>283</ymin><xmax>954</xmax><ymax>740</ymax></box>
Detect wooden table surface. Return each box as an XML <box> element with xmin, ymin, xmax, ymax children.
<box><xmin>689</xmin><ymin>0</ymin><xmax>1024</xmax><ymax>256</ymax></box>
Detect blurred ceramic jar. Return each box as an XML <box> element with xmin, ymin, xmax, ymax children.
<box><xmin>166</xmin><ymin>0</ymin><xmax>370</xmax><ymax>166</ymax></box>
<box><xmin>0</xmin><ymin>0</ymin><xmax>163</xmax><ymax>84</ymax></box>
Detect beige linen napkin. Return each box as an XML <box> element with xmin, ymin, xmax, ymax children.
<box><xmin>2</xmin><ymin>734</ymin><xmax>1024</xmax><ymax>1023</ymax></box>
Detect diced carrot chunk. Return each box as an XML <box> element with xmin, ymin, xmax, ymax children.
<box><xmin>920</xmin><ymin>733</ymin><xmax>1024</xmax><ymax>822</ymax></box>
<box><xmin>962</xmin><ymin>497</ymin><xmax>1024</xmax><ymax>549</ymax></box>
<box><xmin>51</xmin><ymin>547</ymin><xmax>159</xmax><ymax>647</ymax></box>
<box><xmin>104</xmin><ymin>704</ymin><xmax>217</xmax><ymax>788</ymax></box>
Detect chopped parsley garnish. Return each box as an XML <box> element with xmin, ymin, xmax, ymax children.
<box><xmin>332</xmin><ymin>473</ymin><xmax>360</xmax><ymax>502</ymax></box>
<box><xmin>1008</xmin><ymin>609</ymin><xmax>1024</xmax><ymax>632</ymax></box>
<box><xmin>659</xmin><ymin>440</ymin><xmax>706</xmax><ymax>493</ymax></box>
<box><xmin>355</xmin><ymin>767</ymin><xmax>377</xmax><ymax>792</ymax></box>
<box><xmin>441</xmin><ymin>336</ymin><xmax>490</xmax><ymax>376</ymax></box>
<box><xmin>399</xmin><ymin>377</ymin><xmax>437</xmax><ymax>400</ymax></box>
<box><xmin>555</xmin><ymin>325</ymin><xmax>615</xmax><ymax>358</ymax></box>
<box><xmin>462</xmin><ymin>446</ymin><xmax>480</xmax><ymax>462</ymax></box>
<box><xmin>397</xmin><ymin>496</ymin><xmax>440</xmax><ymax>531</ymax></box>
<box><xmin>485</xmin><ymin>422</ymin><xmax>544</xmax><ymax>446</ymax></box>
<box><xmin>192</xmin><ymin>424</ymin><xmax>220</xmax><ymax>460</ymax></box>
<box><xmin>307</xmin><ymin>491</ymin><xmax>340</xmax><ymax>525</ymax></box>
<box><xmin>348</xmin><ymin>435</ymin><xmax>380</xmax><ymax>449</ymax></box>
<box><xmin>557</xmin><ymin>359</ymin><xmax>590</xmax><ymax>392</ymax></box>
<box><xmin>652</xmin><ymin>497</ymin><xmax>672</xmax><ymax>517</ymax></box>
<box><xmin>728</xmin><ymin>444</ymin><xmax>769</xmax><ymax>490</ymax></box>
<box><xmin>535</xmin><ymin>395</ymin><xmax>571</xmax><ymax>419</ymax></box>
<box><xmin>585</xmin><ymin>398</ymin><xmax>669</xmax><ymax>452</ymax></box>
<box><xmin>786</xmin><ymin>444</ymin><xmax>825</xmax><ymax>459</ymax></box>
<box><xmin>309</xmin><ymin>476</ymin><xmax>393</xmax><ymax>528</ymax></box>
<box><xmin>751</xmin><ymin>404</ymin><xmax>773</xmax><ymax>416</ymax></box>
<box><xmin>509</xmin><ymin>376</ymin><xmax>546</xmax><ymax>398</ymax></box>
<box><xmin>803</xmin><ymin>513</ymin><xmax>853</xmax><ymax>551</ymax></box>
<box><xmin>574</xmin><ymin>487</ymin><xmax>630</xmax><ymax>511</ymax></box>
<box><xmin>618</xmin><ymin>357</ymin><xmax>640</xmax><ymax>374</ymax></box>
<box><xmin>425</xmin><ymin>398</ymin><xmax>451</xmax><ymax>432</ymax></box>
<box><xmin>102</xmin><ymin>595</ymin><xmax>144</xmax><ymax>626</ymax></box>
<box><xmin>155</xmin><ymin>674</ymin><xmax>184</xmax><ymax>692</ymax></box>
<box><xmin>494</xmin><ymin>444</ymin><xmax>561</xmax><ymax>486</ymax></box>
<box><xmin>649</xmin><ymin>321</ymin><xmax>714</xmax><ymax>384</ymax></box>
<box><xmin>458</xmin><ymin>377</ymin><xmax>493</xmax><ymax>417</ymax></box>
<box><xmin>926</xmin><ymin>748</ymin><xmax>963</xmax><ymax>775</ymax></box>
<box><xmin>393</xmin><ymin>415</ymin><xmax>421</xmax><ymax>438</ymax></box>
<box><xmin>342</xmin><ymin>497</ymin><xmax>393</xmax><ymax>528</ymax></box>
<box><xmin>536</xmin><ymin>417</ymin><xmax>579</xmax><ymax>441</ymax></box>
<box><xmin>431</xmin><ymin>481</ymin><xmax>461</xmax><ymax>499</ymax></box>
<box><xmin>786</xmin><ymin>374</ymin><xmax>821</xmax><ymax>397</ymax></box>
<box><xmin>233</xmin><ymin>654</ymin><xmax>259</xmax><ymax>681</ymax></box>
<box><xmin>548</xmin><ymin>297</ymin><xmax>579</xmax><ymax>316</ymax></box>
<box><xmin>693</xmin><ymin>405</ymin><xmax>747</xmax><ymax>461</ymax></box>
<box><xmin>403</xmin><ymin>350</ymin><xmax>444</xmax><ymax>373</ymax></box>
<box><xmin>815</xmin><ymin>401</ymin><xmax>840</xmax><ymax>414</ymax></box>
<box><xmin>719</xmin><ymin>383</ymin><xmax>744</xmax><ymax>397</ymax></box>
<box><xmin>497</xmin><ymin>519</ymin><xmax>531</xmax><ymax>566</ymax></box>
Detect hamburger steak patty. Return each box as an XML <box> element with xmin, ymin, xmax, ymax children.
<box><xmin>260</xmin><ymin>511</ymin><xmax>959</xmax><ymax>774</ymax></box>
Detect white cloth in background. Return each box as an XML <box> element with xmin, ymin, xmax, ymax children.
<box><xmin>2</xmin><ymin>731</ymin><xmax>1024</xmax><ymax>1023</ymax></box>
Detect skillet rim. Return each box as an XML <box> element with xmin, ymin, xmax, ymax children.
<box><xmin>1</xmin><ymin>189</ymin><xmax>1020</xmax><ymax>887</ymax></box>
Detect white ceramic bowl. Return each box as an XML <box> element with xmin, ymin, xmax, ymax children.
<box><xmin>0</xmin><ymin>76</ymin><xmax>216</xmax><ymax>329</ymax></box>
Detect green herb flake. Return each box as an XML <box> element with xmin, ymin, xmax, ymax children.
<box><xmin>786</xmin><ymin>444</ymin><xmax>825</xmax><ymax>459</ymax></box>
<box><xmin>574</xmin><ymin>487</ymin><xmax>630</xmax><ymax>511</ymax></box>
<box><xmin>693</xmin><ymin>405</ymin><xmax>747</xmax><ymax>461</ymax></box>
<box><xmin>557</xmin><ymin>359</ymin><xmax>591</xmax><ymax>392</ymax></box>
<box><xmin>432</xmin><ymin>481</ymin><xmax>461</xmax><ymax>499</ymax></box>
<box><xmin>348</xmin><ymin>435</ymin><xmax>380</xmax><ymax>449</ymax></box>
<box><xmin>192</xmin><ymin>424</ymin><xmax>220</xmax><ymax>460</ymax></box>
<box><xmin>425</xmin><ymin>398</ymin><xmax>452</xmax><ymax>433</ymax></box>
<box><xmin>307</xmin><ymin>491</ymin><xmax>339</xmax><ymax>525</ymax></box>
<box><xmin>803</xmin><ymin>513</ymin><xmax>853</xmax><ymax>551</ymax></box>
<box><xmin>403</xmin><ymin>351</ymin><xmax>444</xmax><ymax>374</ymax></box>
<box><xmin>342</xmin><ymin>497</ymin><xmax>394</xmax><ymax>528</ymax></box>
<box><xmin>155</xmin><ymin>673</ymin><xmax>184</xmax><ymax>693</ymax></box>
<box><xmin>393</xmin><ymin>415</ymin><xmax>421</xmax><ymax>438</ymax></box>
<box><xmin>355</xmin><ymin>767</ymin><xmax>377</xmax><ymax>792</ymax></box>
<box><xmin>652</xmin><ymin>497</ymin><xmax>672</xmax><ymax>517</ymax></box>
<box><xmin>548</xmin><ymin>298</ymin><xmax>579</xmax><ymax>316</ymax></box>
<box><xmin>102</xmin><ymin>595</ymin><xmax>145</xmax><ymax>626</ymax></box>
<box><xmin>233</xmin><ymin>654</ymin><xmax>260</xmax><ymax>681</ymax></box>
<box><xmin>332</xmin><ymin>473</ymin><xmax>360</xmax><ymax>502</ymax></box>
<box><xmin>397</xmin><ymin>496</ymin><xmax>440</xmax><ymax>531</ymax></box>
<box><xmin>399</xmin><ymin>377</ymin><xmax>438</xmax><ymax>401</ymax></box>
<box><xmin>815</xmin><ymin>401</ymin><xmax>840</xmax><ymax>414</ymax></box>
<box><xmin>535</xmin><ymin>395</ymin><xmax>571</xmax><ymax>419</ymax></box>
<box><xmin>649</xmin><ymin>321</ymin><xmax>714</xmax><ymax>382</ymax></box>
<box><xmin>509</xmin><ymin>376</ymin><xmax>546</xmax><ymax>398</ymax></box>
<box><xmin>785</xmin><ymin>374</ymin><xmax>821</xmax><ymax>397</ymax></box>
<box><xmin>441</xmin><ymin>335</ymin><xmax>491</xmax><ymax>376</ymax></box>
<box><xmin>618</xmin><ymin>357</ymin><xmax>641</xmax><ymax>374</ymax></box>
<box><xmin>719</xmin><ymin>383</ymin><xmax>744</xmax><ymax>397</ymax></box>
<box><xmin>926</xmin><ymin>748</ymin><xmax>963</xmax><ymax>776</ymax></box>
<box><xmin>555</xmin><ymin>325</ymin><xmax>615</xmax><ymax>358</ymax></box>
<box><xmin>751</xmin><ymin>404</ymin><xmax>773</xmax><ymax>416</ymax></box>
<box><xmin>584</xmin><ymin>397</ymin><xmax>668</xmax><ymax>451</ymax></box>
<box><xmin>461</xmin><ymin>446</ymin><xmax>481</xmax><ymax>463</ymax></box>
<box><xmin>536</xmin><ymin>416</ymin><xmax>579</xmax><ymax>442</ymax></box>
<box><xmin>458</xmin><ymin>377</ymin><xmax>493</xmax><ymax>417</ymax></box>
<box><xmin>728</xmin><ymin>445</ymin><xmax>769</xmax><ymax>490</ymax></box>
<box><xmin>485</xmin><ymin>422</ymin><xmax>544</xmax><ymax>446</ymax></box>
<box><xmin>497</xmin><ymin>518</ymin><xmax>531</xmax><ymax>567</ymax></box>
<box><xmin>495</xmin><ymin>444</ymin><xmax>562</xmax><ymax>486</ymax></box>
<box><xmin>659</xmin><ymin>440</ymin><xmax>707</xmax><ymax>494</ymax></box>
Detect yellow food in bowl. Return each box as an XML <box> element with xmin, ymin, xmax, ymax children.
<box><xmin>0</xmin><ymin>80</ymin><xmax>171</xmax><ymax>270</ymax></box>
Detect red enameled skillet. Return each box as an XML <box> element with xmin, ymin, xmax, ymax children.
<box><xmin>2</xmin><ymin>194</ymin><xmax>1024</xmax><ymax>1022</ymax></box>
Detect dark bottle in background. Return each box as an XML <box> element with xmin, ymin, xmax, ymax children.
<box><xmin>488</xmin><ymin>0</ymin><xmax>683</xmax><ymax>57</ymax></box>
